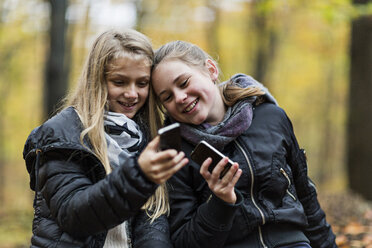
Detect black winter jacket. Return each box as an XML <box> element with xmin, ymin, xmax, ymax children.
<box><xmin>167</xmin><ymin>103</ymin><xmax>337</xmax><ymax>248</ymax></box>
<box><xmin>23</xmin><ymin>107</ymin><xmax>172</xmax><ymax>247</ymax></box>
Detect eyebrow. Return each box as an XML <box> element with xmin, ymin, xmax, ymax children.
<box><xmin>107</xmin><ymin>73</ymin><xmax>150</xmax><ymax>81</ymax></box>
<box><xmin>158</xmin><ymin>74</ymin><xmax>185</xmax><ymax>98</ymax></box>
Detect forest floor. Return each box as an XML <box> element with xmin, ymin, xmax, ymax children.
<box><xmin>318</xmin><ymin>191</ymin><xmax>372</xmax><ymax>248</ymax></box>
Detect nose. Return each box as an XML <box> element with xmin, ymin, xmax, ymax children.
<box><xmin>174</xmin><ymin>90</ymin><xmax>187</xmax><ymax>104</ymax></box>
<box><xmin>124</xmin><ymin>85</ymin><xmax>137</xmax><ymax>99</ymax></box>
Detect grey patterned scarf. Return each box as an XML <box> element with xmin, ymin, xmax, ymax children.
<box><xmin>180</xmin><ymin>73</ymin><xmax>278</xmax><ymax>150</ymax></box>
<box><xmin>104</xmin><ymin>111</ymin><xmax>145</xmax><ymax>169</ymax></box>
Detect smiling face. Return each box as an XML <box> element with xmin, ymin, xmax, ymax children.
<box><xmin>152</xmin><ymin>59</ymin><xmax>226</xmax><ymax>125</ymax></box>
<box><xmin>106</xmin><ymin>56</ymin><xmax>150</xmax><ymax>119</ymax></box>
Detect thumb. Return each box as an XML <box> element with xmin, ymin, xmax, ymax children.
<box><xmin>147</xmin><ymin>136</ymin><xmax>160</xmax><ymax>150</ymax></box>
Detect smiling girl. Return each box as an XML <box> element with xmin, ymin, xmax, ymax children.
<box><xmin>150</xmin><ymin>40</ymin><xmax>337</xmax><ymax>248</ymax></box>
<box><xmin>23</xmin><ymin>30</ymin><xmax>188</xmax><ymax>247</ymax></box>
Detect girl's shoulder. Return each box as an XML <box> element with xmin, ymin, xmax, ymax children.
<box><xmin>24</xmin><ymin>107</ymin><xmax>85</xmax><ymax>154</ymax></box>
<box><xmin>254</xmin><ymin>102</ymin><xmax>287</xmax><ymax>119</ymax></box>
<box><xmin>252</xmin><ymin>102</ymin><xmax>294</xmax><ymax>132</ymax></box>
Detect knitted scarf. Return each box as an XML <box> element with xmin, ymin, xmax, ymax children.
<box><xmin>180</xmin><ymin>73</ymin><xmax>278</xmax><ymax>150</ymax></box>
<box><xmin>103</xmin><ymin>111</ymin><xmax>147</xmax><ymax>248</ymax></box>
<box><xmin>104</xmin><ymin>111</ymin><xmax>146</xmax><ymax>169</ymax></box>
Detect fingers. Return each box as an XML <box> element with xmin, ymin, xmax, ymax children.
<box><xmin>147</xmin><ymin>135</ymin><xmax>160</xmax><ymax>150</ymax></box>
<box><xmin>231</xmin><ymin>167</ymin><xmax>242</xmax><ymax>186</ymax></box>
<box><xmin>155</xmin><ymin>157</ymin><xmax>189</xmax><ymax>184</ymax></box>
<box><xmin>211</xmin><ymin>157</ymin><xmax>230</xmax><ymax>180</ymax></box>
<box><xmin>201</xmin><ymin>157</ymin><xmax>230</xmax><ymax>183</ymax></box>
<box><xmin>151</xmin><ymin>149</ymin><xmax>180</xmax><ymax>168</ymax></box>
<box><xmin>201</xmin><ymin>158</ymin><xmax>241</xmax><ymax>204</ymax></box>
<box><xmin>142</xmin><ymin>149</ymin><xmax>188</xmax><ymax>184</ymax></box>
<box><xmin>150</xmin><ymin>151</ymin><xmax>185</xmax><ymax>172</ymax></box>
<box><xmin>200</xmin><ymin>157</ymin><xmax>213</xmax><ymax>180</ymax></box>
<box><xmin>149</xmin><ymin>155</ymin><xmax>188</xmax><ymax>184</ymax></box>
<box><xmin>221</xmin><ymin>162</ymin><xmax>240</xmax><ymax>183</ymax></box>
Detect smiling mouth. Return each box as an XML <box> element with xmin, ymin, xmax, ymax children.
<box><xmin>183</xmin><ymin>98</ymin><xmax>198</xmax><ymax>113</ymax></box>
<box><xmin>119</xmin><ymin>101</ymin><xmax>136</xmax><ymax>107</ymax></box>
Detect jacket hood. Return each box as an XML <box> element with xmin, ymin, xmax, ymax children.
<box><xmin>23</xmin><ymin>107</ymin><xmax>95</xmax><ymax>190</ymax></box>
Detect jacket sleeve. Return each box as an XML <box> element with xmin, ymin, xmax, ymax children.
<box><xmin>38</xmin><ymin>151</ymin><xmax>158</xmax><ymax>239</ymax></box>
<box><xmin>131</xmin><ymin>211</ymin><xmax>172</xmax><ymax>248</ymax></box>
<box><xmin>285</xmin><ymin>115</ymin><xmax>337</xmax><ymax>248</ymax></box>
<box><xmin>167</xmin><ymin>166</ymin><xmax>243</xmax><ymax>248</ymax></box>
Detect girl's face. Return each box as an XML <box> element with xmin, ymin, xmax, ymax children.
<box><xmin>106</xmin><ymin>57</ymin><xmax>150</xmax><ymax>119</ymax></box>
<box><xmin>152</xmin><ymin>59</ymin><xmax>225</xmax><ymax>125</ymax></box>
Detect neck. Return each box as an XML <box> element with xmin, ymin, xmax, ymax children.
<box><xmin>207</xmin><ymin>88</ymin><xmax>226</xmax><ymax>126</ymax></box>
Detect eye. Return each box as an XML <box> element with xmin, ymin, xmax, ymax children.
<box><xmin>137</xmin><ymin>80</ymin><xmax>149</xmax><ymax>88</ymax></box>
<box><xmin>112</xmin><ymin>80</ymin><xmax>124</xmax><ymax>86</ymax></box>
<box><xmin>180</xmin><ymin>78</ymin><xmax>189</xmax><ymax>88</ymax></box>
<box><xmin>161</xmin><ymin>93</ymin><xmax>173</xmax><ymax>103</ymax></box>
<box><xmin>108</xmin><ymin>77</ymin><xmax>124</xmax><ymax>86</ymax></box>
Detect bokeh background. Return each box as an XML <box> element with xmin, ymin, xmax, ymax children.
<box><xmin>0</xmin><ymin>0</ymin><xmax>371</xmax><ymax>247</ymax></box>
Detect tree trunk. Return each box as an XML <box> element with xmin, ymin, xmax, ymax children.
<box><xmin>347</xmin><ymin>5</ymin><xmax>372</xmax><ymax>200</ymax></box>
<box><xmin>249</xmin><ymin>0</ymin><xmax>278</xmax><ymax>85</ymax></box>
<box><xmin>44</xmin><ymin>0</ymin><xmax>69</xmax><ymax>119</ymax></box>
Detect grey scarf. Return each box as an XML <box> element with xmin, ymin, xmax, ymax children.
<box><xmin>180</xmin><ymin>73</ymin><xmax>278</xmax><ymax>150</ymax></box>
<box><xmin>104</xmin><ymin>111</ymin><xmax>145</xmax><ymax>169</ymax></box>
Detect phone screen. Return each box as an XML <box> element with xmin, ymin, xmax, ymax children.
<box><xmin>190</xmin><ymin>140</ymin><xmax>234</xmax><ymax>178</ymax></box>
<box><xmin>158</xmin><ymin>123</ymin><xmax>181</xmax><ymax>151</ymax></box>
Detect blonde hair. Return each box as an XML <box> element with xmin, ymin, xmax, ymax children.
<box><xmin>150</xmin><ymin>40</ymin><xmax>264</xmax><ymax>116</ymax></box>
<box><xmin>64</xmin><ymin>29</ymin><xmax>168</xmax><ymax>221</ymax></box>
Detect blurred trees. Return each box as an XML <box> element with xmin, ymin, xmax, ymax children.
<box><xmin>44</xmin><ymin>0</ymin><xmax>69</xmax><ymax>118</ymax></box>
<box><xmin>1</xmin><ymin>0</ymin><xmax>372</xmax><ymax>246</ymax></box>
<box><xmin>347</xmin><ymin>0</ymin><xmax>372</xmax><ymax>200</ymax></box>
<box><xmin>248</xmin><ymin>0</ymin><xmax>279</xmax><ymax>85</ymax></box>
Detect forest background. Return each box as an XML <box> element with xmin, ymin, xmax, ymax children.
<box><xmin>0</xmin><ymin>0</ymin><xmax>371</xmax><ymax>247</ymax></box>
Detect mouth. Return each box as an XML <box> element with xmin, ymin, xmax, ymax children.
<box><xmin>118</xmin><ymin>101</ymin><xmax>137</xmax><ymax>107</ymax></box>
<box><xmin>183</xmin><ymin>98</ymin><xmax>198</xmax><ymax>113</ymax></box>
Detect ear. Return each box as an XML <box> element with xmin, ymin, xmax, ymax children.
<box><xmin>205</xmin><ymin>59</ymin><xmax>219</xmax><ymax>81</ymax></box>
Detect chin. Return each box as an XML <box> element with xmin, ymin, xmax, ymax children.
<box><xmin>125</xmin><ymin>113</ymin><xmax>135</xmax><ymax>119</ymax></box>
<box><xmin>190</xmin><ymin>117</ymin><xmax>207</xmax><ymax>126</ymax></box>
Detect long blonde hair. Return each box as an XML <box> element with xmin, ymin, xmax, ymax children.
<box><xmin>150</xmin><ymin>40</ymin><xmax>264</xmax><ymax>119</ymax></box>
<box><xmin>64</xmin><ymin>29</ymin><xmax>168</xmax><ymax>220</ymax></box>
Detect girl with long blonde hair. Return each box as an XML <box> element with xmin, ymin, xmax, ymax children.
<box><xmin>23</xmin><ymin>30</ymin><xmax>187</xmax><ymax>247</ymax></box>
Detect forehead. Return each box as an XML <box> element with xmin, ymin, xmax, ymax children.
<box><xmin>152</xmin><ymin>60</ymin><xmax>185</xmax><ymax>83</ymax></box>
<box><xmin>154</xmin><ymin>59</ymin><xmax>193</xmax><ymax>77</ymax></box>
<box><xmin>107</xmin><ymin>55</ymin><xmax>151</xmax><ymax>71</ymax></box>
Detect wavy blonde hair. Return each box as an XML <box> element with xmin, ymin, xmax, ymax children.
<box><xmin>64</xmin><ymin>29</ymin><xmax>168</xmax><ymax>221</ymax></box>
<box><xmin>150</xmin><ymin>40</ymin><xmax>264</xmax><ymax>120</ymax></box>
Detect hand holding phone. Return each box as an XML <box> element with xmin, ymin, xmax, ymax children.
<box><xmin>158</xmin><ymin>123</ymin><xmax>181</xmax><ymax>152</ymax></box>
<box><xmin>190</xmin><ymin>140</ymin><xmax>234</xmax><ymax>178</ymax></box>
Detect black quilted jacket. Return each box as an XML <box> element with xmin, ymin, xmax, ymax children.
<box><xmin>23</xmin><ymin>107</ymin><xmax>172</xmax><ymax>247</ymax></box>
<box><xmin>167</xmin><ymin>103</ymin><xmax>337</xmax><ymax>248</ymax></box>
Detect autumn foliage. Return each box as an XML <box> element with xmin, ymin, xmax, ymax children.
<box><xmin>319</xmin><ymin>192</ymin><xmax>372</xmax><ymax>248</ymax></box>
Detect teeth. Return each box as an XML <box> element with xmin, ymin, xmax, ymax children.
<box><xmin>184</xmin><ymin>99</ymin><xmax>198</xmax><ymax>113</ymax></box>
<box><xmin>120</xmin><ymin>102</ymin><xmax>135</xmax><ymax>107</ymax></box>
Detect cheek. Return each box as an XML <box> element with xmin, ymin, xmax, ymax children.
<box><xmin>107</xmin><ymin>89</ymin><xmax>116</xmax><ymax>100</ymax></box>
<box><xmin>163</xmin><ymin>102</ymin><xmax>177</xmax><ymax>115</ymax></box>
<box><xmin>139</xmin><ymin>87</ymin><xmax>149</xmax><ymax>99</ymax></box>
<box><xmin>202</xmin><ymin>84</ymin><xmax>216</xmax><ymax>102</ymax></box>
<box><xmin>107</xmin><ymin>84</ymin><xmax>120</xmax><ymax>99</ymax></box>
<box><xmin>164</xmin><ymin>104</ymin><xmax>185</xmax><ymax>122</ymax></box>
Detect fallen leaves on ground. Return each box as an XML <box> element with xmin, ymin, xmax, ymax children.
<box><xmin>318</xmin><ymin>191</ymin><xmax>372</xmax><ymax>248</ymax></box>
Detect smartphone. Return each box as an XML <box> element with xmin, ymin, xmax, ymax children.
<box><xmin>158</xmin><ymin>122</ymin><xmax>181</xmax><ymax>152</ymax></box>
<box><xmin>190</xmin><ymin>140</ymin><xmax>234</xmax><ymax>178</ymax></box>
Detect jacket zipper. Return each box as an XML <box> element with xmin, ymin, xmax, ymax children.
<box><xmin>234</xmin><ymin>140</ymin><xmax>268</xmax><ymax>248</ymax></box>
<box><xmin>35</xmin><ymin>149</ymin><xmax>42</xmax><ymax>192</ymax></box>
<box><xmin>280</xmin><ymin>168</ymin><xmax>297</xmax><ymax>201</ymax></box>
